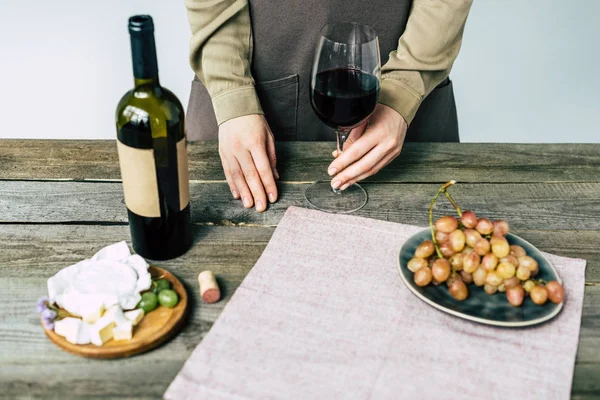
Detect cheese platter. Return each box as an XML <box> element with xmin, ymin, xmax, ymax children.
<box><xmin>38</xmin><ymin>242</ymin><xmax>188</xmax><ymax>359</ymax></box>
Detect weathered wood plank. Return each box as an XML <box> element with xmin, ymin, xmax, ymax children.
<box><xmin>2</xmin><ymin>181</ymin><xmax>600</xmax><ymax>231</ymax></box>
<box><xmin>2</xmin><ymin>140</ymin><xmax>600</xmax><ymax>183</ymax></box>
<box><xmin>0</xmin><ymin>225</ymin><xmax>598</xmax><ymax>399</ymax></box>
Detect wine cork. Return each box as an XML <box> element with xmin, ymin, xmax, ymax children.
<box><xmin>198</xmin><ymin>270</ymin><xmax>220</xmax><ymax>304</ymax></box>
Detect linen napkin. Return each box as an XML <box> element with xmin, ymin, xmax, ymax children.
<box><xmin>165</xmin><ymin>207</ymin><xmax>586</xmax><ymax>400</ymax></box>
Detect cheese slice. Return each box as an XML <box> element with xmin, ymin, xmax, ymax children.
<box><xmin>54</xmin><ymin>317</ymin><xmax>80</xmax><ymax>338</ymax></box>
<box><xmin>90</xmin><ymin>312</ymin><xmax>117</xmax><ymax>346</ymax></box>
<box><xmin>54</xmin><ymin>317</ymin><xmax>91</xmax><ymax>345</ymax></box>
<box><xmin>80</xmin><ymin>300</ymin><xmax>105</xmax><ymax>324</ymax></box>
<box><xmin>113</xmin><ymin>321</ymin><xmax>133</xmax><ymax>341</ymax></box>
<box><xmin>124</xmin><ymin>309</ymin><xmax>144</xmax><ymax>326</ymax></box>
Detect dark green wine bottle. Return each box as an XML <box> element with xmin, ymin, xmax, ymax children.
<box><xmin>115</xmin><ymin>15</ymin><xmax>191</xmax><ymax>260</ymax></box>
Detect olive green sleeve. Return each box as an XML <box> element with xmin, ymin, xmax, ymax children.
<box><xmin>378</xmin><ymin>0</ymin><xmax>473</xmax><ymax>125</ymax></box>
<box><xmin>185</xmin><ymin>0</ymin><xmax>263</xmax><ymax>125</ymax></box>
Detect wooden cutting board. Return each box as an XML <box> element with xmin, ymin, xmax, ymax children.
<box><xmin>42</xmin><ymin>266</ymin><xmax>188</xmax><ymax>359</ymax></box>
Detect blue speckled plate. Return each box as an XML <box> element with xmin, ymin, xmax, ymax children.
<box><xmin>398</xmin><ymin>229</ymin><xmax>564</xmax><ymax>327</ymax></box>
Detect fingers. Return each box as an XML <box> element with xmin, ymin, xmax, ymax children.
<box><xmin>266</xmin><ymin>132</ymin><xmax>279</xmax><ymax>180</ymax></box>
<box><xmin>331</xmin><ymin>144</ymin><xmax>388</xmax><ymax>190</ymax></box>
<box><xmin>328</xmin><ymin>131</ymin><xmax>377</xmax><ymax>177</ymax></box>
<box><xmin>220</xmin><ymin>155</ymin><xmax>240</xmax><ymax>199</ymax></box>
<box><xmin>226</xmin><ymin>156</ymin><xmax>254</xmax><ymax>209</ymax></box>
<box><xmin>238</xmin><ymin>151</ymin><xmax>268</xmax><ymax>212</ymax></box>
<box><xmin>337</xmin><ymin>153</ymin><xmax>396</xmax><ymax>190</ymax></box>
<box><xmin>344</xmin><ymin>122</ymin><xmax>367</xmax><ymax>150</ymax></box>
<box><xmin>250</xmin><ymin>146</ymin><xmax>278</xmax><ymax>204</ymax></box>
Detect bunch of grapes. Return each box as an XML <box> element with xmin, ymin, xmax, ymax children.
<box><xmin>408</xmin><ymin>181</ymin><xmax>565</xmax><ymax>306</ymax></box>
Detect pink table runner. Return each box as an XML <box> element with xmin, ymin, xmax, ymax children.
<box><xmin>165</xmin><ymin>207</ymin><xmax>586</xmax><ymax>399</ymax></box>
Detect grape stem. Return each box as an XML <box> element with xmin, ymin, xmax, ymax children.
<box><xmin>429</xmin><ymin>181</ymin><xmax>457</xmax><ymax>259</ymax></box>
<box><xmin>443</xmin><ymin>191</ymin><xmax>463</xmax><ymax>218</ymax></box>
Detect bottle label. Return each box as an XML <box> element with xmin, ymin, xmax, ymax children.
<box><xmin>117</xmin><ymin>138</ymin><xmax>189</xmax><ymax>218</ymax></box>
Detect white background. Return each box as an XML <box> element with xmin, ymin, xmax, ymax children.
<box><xmin>1</xmin><ymin>0</ymin><xmax>598</xmax><ymax>142</ymax></box>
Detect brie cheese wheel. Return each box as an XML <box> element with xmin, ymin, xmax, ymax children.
<box><xmin>47</xmin><ymin>242</ymin><xmax>152</xmax><ymax>318</ymax></box>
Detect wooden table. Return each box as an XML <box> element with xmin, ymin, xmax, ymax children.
<box><xmin>1</xmin><ymin>141</ymin><xmax>599</xmax><ymax>399</ymax></box>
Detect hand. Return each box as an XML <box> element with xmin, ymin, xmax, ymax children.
<box><xmin>218</xmin><ymin>115</ymin><xmax>279</xmax><ymax>212</ymax></box>
<box><xmin>327</xmin><ymin>104</ymin><xmax>407</xmax><ymax>191</ymax></box>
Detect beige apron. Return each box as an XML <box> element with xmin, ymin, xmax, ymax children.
<box><xmin>186</xmin><ymin>0</ymin><xmax>459</xmax><ymax>142</ymax></box>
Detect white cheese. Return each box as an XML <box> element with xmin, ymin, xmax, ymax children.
<box><xmin>47</xmin><ymin>242</ymin><xmax>152</xmax><ymax>318</ymax></box>
<box><xmin>113</xmin><ymin>321</ymin><xmax>133</xmax><ymax>341</ymax></box>
<box><xmin>54</xmin><ymin>317</ymin><xmax>79</xmax><ymax>338</ymax></box>
<box><xmin>104</xmin><ymin>305</ymin><xmax>129</xmax><ymax>326</ymax></box>
<box><xmin>54</xmin><ymin>317</ymin><xmax>91</xmax><ymax>345</ymax></box>
<box><xmin>92</xmin><ymin>241</ymin><xmax>131</xmax><ymax>262</ymax></box>
<box><xmin>80</xmin><ymin>300</ymin><xmax>105</xmax><ymax>324</ymax></box>
<box><xmin>90</xmin><ymin>312</ymin><xmax>117</xmax><ymax>346</ymax></box>
<box><xmin>124</xmin><ymin>309</ymin><xmax>145</xmax><ymax>326</ymax></box>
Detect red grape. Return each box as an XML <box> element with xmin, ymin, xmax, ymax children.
<box><xmin>439</xmin><ymin>241</ymin><xmax>456</xmax><ymax>258</ymax></box>
<box><xmin>510</xmin><ymin>245</ymin><xmax>527</xmax><ymax>257</ymax></box>
<box><xmin>414</xmin><ymin>266</ymin><xmax>433</xmax><ymax>287</ymax></box>
<box><xmin>449</xmin><ymin>278</ymin><xmax>469</xmax><ymax>300</ymax></box>
<box><xmin>486</xmin><ymin>271</ymin><xmax>503</xmax><ymax>286</ymax></box>
<box><xmin>503</xmin><ymin>277</ymin><xmax>520</xmax><ymax>289</ymax></box>
<box><xmin>432</xmin><ymin>259</ymin><xmax>451</xmax><ymax>283</ymax></box>
<box><xmin>493</xmin><ymin>220</ymin><xmax>510</xmax><ymax>236</ymax></box>
<box><xmin>473</xmin><ymin>267</ymin><xmax>487</xmax><ymax>286</ymax></box>
<box><xmin>435</xmin><ymin>216</ymin><xmax>459</xmax><ymax>234</ymax></box>
<box><xmin>408</xmin><ymin>257</ymin><xmax>428</xmax><ymax>273</ymax></box>
<box><xmin>461</xmin><ymin>210</ymin><xmax>478</xmax><ymax>229</ymax></box>
<box><xmin>474</xmin><ymin>238</ymin><xmax>491</xmax><ymax>256</ymax></box>
<box><xmin>449</xmin><ymin>230</ymin><xmax>466</xmax><ymax>252</ymax></box>
<box><xmin>546</xmin><ymin>281</ymin><xmax>565</xmax><ymax>304</ymax></box>
<box><xmin>464</xmin><ymin>229</ymin><xmax>482</xmax><ymax>248</ymax></box>
<box><xmin>415</xmin><ymin>240</ymin><xmax>435</xmax><ymax>259</ymax></box>
<box><xmin>476</xmin><ymin>218</ymin><xmax>494</xmax><ymax>235</ymax></box>
<box><xmin>530</xmin><ymin>285</ymin><xmax>548</xmax><ymax>305</ymax></box>
<box><xmin>450</xmin><ymin>253</ymin><xmax>464</xmax><ymax>271</ymax></box>
<box><xmin>518</xmin><ymin>256</ymin><xmax>538</xmax><ymax>273</ymax></box>
<box><xmin>436</xmin><ymin>231</ymin><xmax>449</xmax><ymax>243</ymax></box>
<box><xmin>506</xmin><ymin>285</ymin><xmax>525</xmax><ymax>307</ymax></box>
<box><xmin>481</xmin><ymin>253</ymin><xmax>499</xmax><ymax>271</ymax></box>
<box><xmin>463</xmin><ymin>251</ymin><xmax>481</xmax><ymax>273</ymax></box>
<box><xmin>460</xmin><ymin>270</ymin><xmax>474</xmax><ymax>284</ymax></box>
<box><xmin>500</xmin><ymin>255</ymin><xmax>519</xmax><ymax>268</ymax></box>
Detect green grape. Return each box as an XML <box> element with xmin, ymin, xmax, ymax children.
<box><xmin>158</xmin><ymin>289</ymin><xmax>179</xmax><ymax>308</ymax></box>
<box><xmin>138</xmin><ymin>292</ymin><xmax>158</xmax><ymax>313</ymax></box>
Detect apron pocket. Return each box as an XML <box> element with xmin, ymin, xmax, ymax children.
<box><xmin>256</xmin><ymin>74</ymin><xmax>299</xmax><ymax>141</ymax></box>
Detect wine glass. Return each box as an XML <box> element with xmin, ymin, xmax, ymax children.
<box><xmin>305</xmin><ymin>22</ymin><xmax>381</xmax><ymax>213</ymax></box>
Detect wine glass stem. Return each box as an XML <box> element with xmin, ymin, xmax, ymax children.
<box><xmin>336</xmin><ymin>128</ymin><xmax>350</xmax><ymax>155</ymax></box>
<box><xmin>333</xmin><ymin>128</ymin><xmax>351</xmax><ymax>194</ymax></box>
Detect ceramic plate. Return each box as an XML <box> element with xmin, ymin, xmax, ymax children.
<box><xmin>398</xmin><ymin>229</ymin><xmax>563</xmax><ymax>327</ymax></box>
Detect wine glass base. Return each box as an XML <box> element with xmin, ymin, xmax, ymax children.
<box><xmin>304</xmin><ymin>180</ymin><xmax>368</xmax><ymax>214</ymax></box>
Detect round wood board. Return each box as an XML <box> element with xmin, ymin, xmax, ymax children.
<box><xmin>42</xmin><ymin>266</ymin><xmax>188</xmax><ymax>359</ymax></box>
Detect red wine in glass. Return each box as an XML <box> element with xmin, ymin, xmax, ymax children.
<box><xmin>311</xmin><ymin>68</ymin><xmax>380</xmax><ymax>129</ymax></box>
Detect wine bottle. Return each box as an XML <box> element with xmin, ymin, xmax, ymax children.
<box><xmin>115</xmin><ymin>15</ymin><xmax>191</xmax><ymax>260</ymax></box>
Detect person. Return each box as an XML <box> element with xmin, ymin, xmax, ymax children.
<box><xmin>185</xmin><ymin>0</ymin><xmax>472</xmax><ymax>212</ymax></box>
